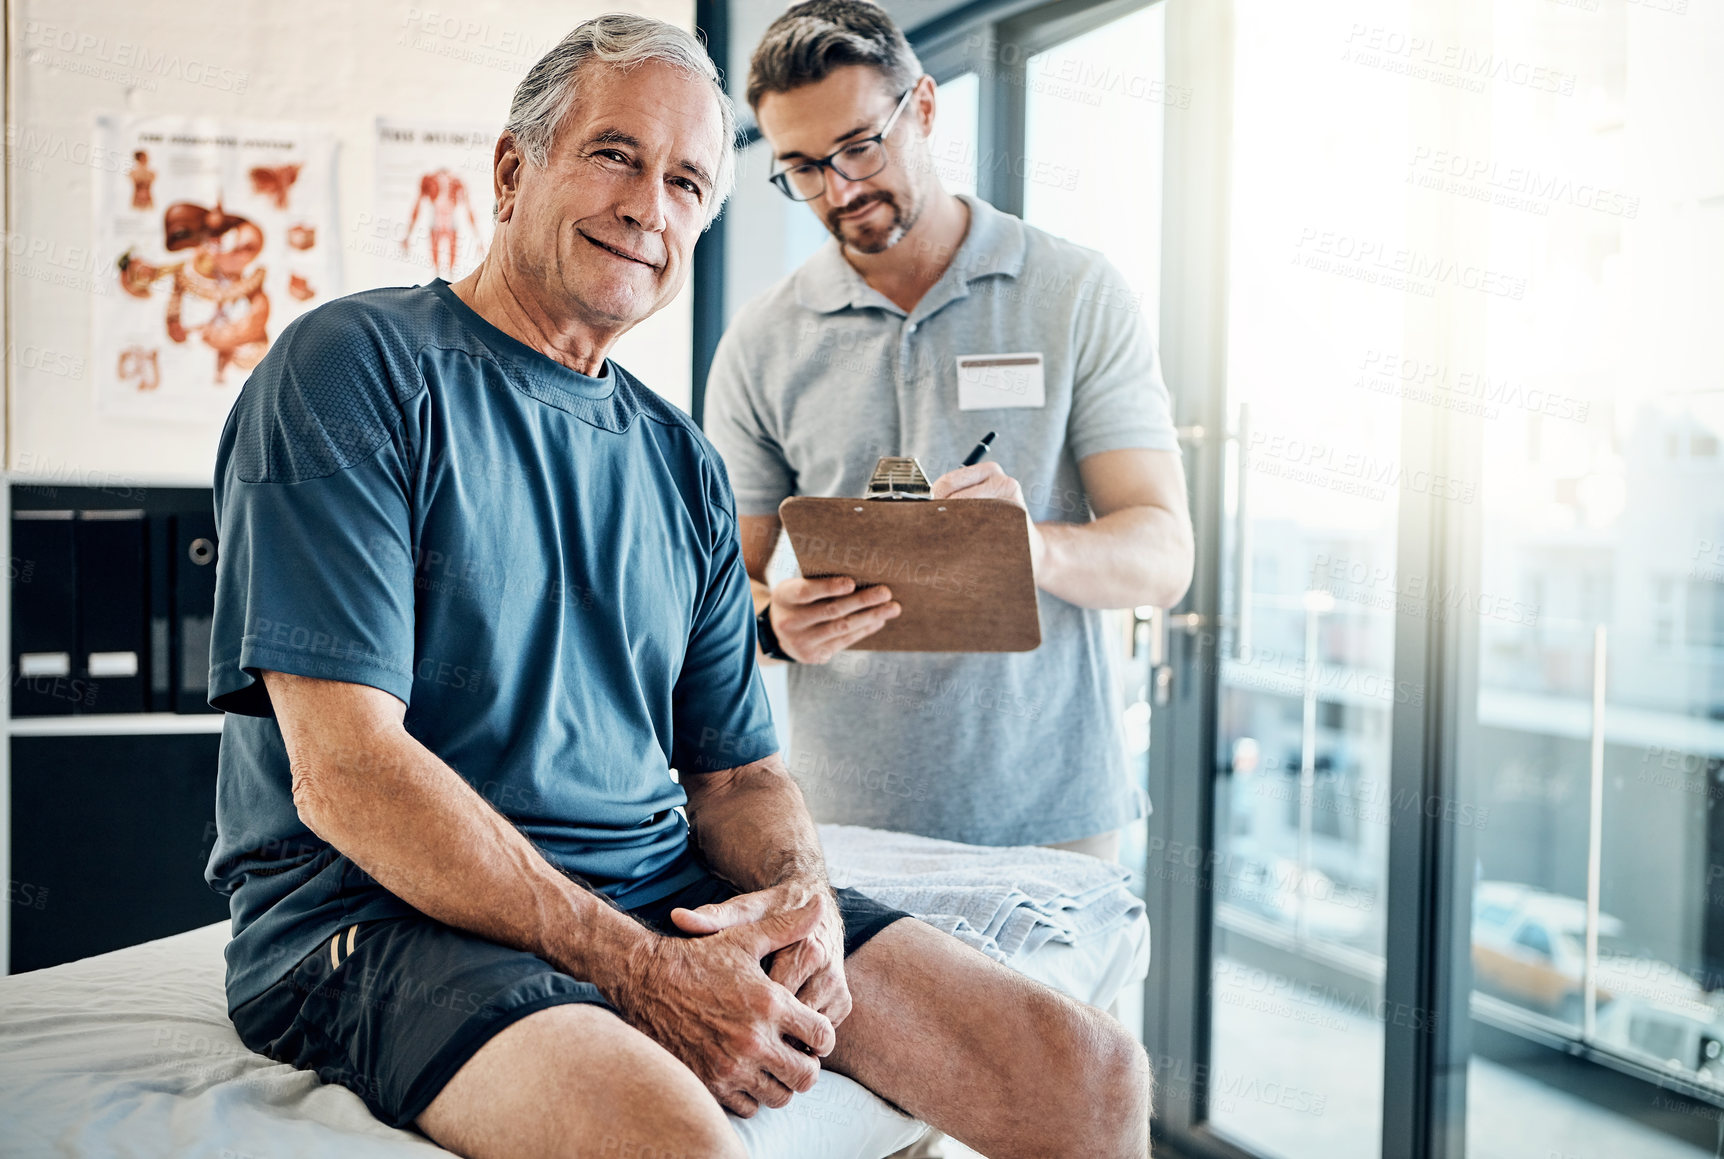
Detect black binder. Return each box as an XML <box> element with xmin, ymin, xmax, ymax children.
<box><xmin>75</xmin><ymin>510</ymin><xmax>148</xmax><ymax>714</ymax></box>
<box><xmin>11</xmin><ymin>510</ymin><xmax>79</xmax><ymax>716</ymax></box>
<box><xmin>173</xmin><ymin>511</ymin><xmax>220</xmax><ymax>714</ymax></box>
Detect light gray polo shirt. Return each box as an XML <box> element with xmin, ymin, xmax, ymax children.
<box><xmin>704</xmin><ymin>194</ymin><xmax>1179</xmax><ymax>846</ymax></box>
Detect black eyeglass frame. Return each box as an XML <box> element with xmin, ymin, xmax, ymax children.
<box><xmin>766</xmin><ymin>81</ymin><xmax>924</xmax><ymax>202</ymax></box>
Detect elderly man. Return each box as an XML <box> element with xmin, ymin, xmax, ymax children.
<box><xmin>204</xmin><ymin>13</ymin><xmax>1148</xmax><ymax>1159</ymax></box>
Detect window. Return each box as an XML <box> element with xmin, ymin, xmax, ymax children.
<box><xmin>926</xmin><ymin>72</ymin><xmax>979</xmax><ymax>199</ymax></box>
<box><xmin>1655</xmin><ymin>577</ymin><xmax>1675</xmax><ymax>649</ymax></box>
<box><xmin>1512</xmin><ymin>924</ymin><xmax>1553</xmax><ymax>961</ymax></box>
<box><xmin>1136</xmin><ymin>0</ymin><xmax>1724</xmax><ymax>1156</ymax></box>
<box><xmin>1687</xmin><ymin>580</ymin><xmax>1724</xmax><ymax>650</ymax></box>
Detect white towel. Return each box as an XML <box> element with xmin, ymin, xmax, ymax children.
<box><xmin>818</xmin><ymin>824</ymin><xmax>1145</xmax><ymax>962</ymax></box>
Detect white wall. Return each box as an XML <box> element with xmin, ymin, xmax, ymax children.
<box><xmin>6</xmin><ymin>0</ymin><xmax>695</xmax><ymax>487</ymax></box>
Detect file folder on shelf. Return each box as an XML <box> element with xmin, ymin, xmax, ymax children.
<box><xmin>75</xmin><ymin>510</ymin><xmax>148</xmax><ymax>714</ymax></box>
<box><xmin>11</xmin><ymin>510</ymin><xmax>80</xmax><ymax>716</ymax></box>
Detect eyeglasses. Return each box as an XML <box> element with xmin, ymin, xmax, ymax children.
<box><xmin>768</xmin><ymin>83</ymin><xmax>919</xmax><ymax>202</ymax></box>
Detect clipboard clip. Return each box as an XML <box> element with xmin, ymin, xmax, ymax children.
<box><xmin>863</xmin><ymin>456</ymin><xmax>933</xmax><ymax>501</ymax></box>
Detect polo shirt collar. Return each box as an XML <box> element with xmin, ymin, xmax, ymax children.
<box><xmin>793</xmin><ymin>193</ymin><xmax>1027</xmax><ymax>316</ymax></box>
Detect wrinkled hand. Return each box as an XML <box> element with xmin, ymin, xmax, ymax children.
<box><xmin>769</xmin><ymin>575</ymin><xmax>899</xmax><ymax>664</ymax></box>
<box><xmin>931</xmin><ymin>462</ymin><xmax>1047</xmax><ymax>575</ymax></box>
<box><xmin>672</xmin><ymin>880</ymin><xmax>853</xmax><ymax>1029</ymax></box>
<box><xmin>610</xmin><ymin>900</ymin><xmax>836</xmax><ymax>1117</ymax></box>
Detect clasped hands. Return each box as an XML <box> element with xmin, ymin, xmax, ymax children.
<box><xmin>608</xmin><ymin>879</ymin><xmax>851</xmax><ymax>1117</ymax></box>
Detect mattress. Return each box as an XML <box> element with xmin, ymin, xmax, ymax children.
<box><xmin>0</xmin><ymin>845</ymin><xmax>1148</xmax><ymax>1158</ymax></box>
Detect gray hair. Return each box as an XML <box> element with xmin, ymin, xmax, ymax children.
<box><xmin>746</xmin><ymin>0</ymin><xmax>921</xmax><ymax>111</ymax></box>
<box><xmin>504</xmin><ymin>13</ymin><xmax>738</xmax><ymax>226</ymax></box>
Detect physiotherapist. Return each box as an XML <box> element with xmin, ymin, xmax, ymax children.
<box><xmin>706</xmin><ymin>0</ymin><xmax>1195</xmax><ymax>862</ymax></box>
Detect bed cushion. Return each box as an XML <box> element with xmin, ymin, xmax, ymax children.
<box><xmin>0</xmin><ymin>921</ymin><xmax>929</xmax><ymax>1159</ymax></box>
<box><xmin>0</xmin><ymin>832</ymin><xmax>1149</xmax><ymax>1158</ymax></box>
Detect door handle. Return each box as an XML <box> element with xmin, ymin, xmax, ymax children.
<box><xmin>1135</xmin><ymin>608</ymin><xmax>1209</xmax><ymax>705</ymax></box>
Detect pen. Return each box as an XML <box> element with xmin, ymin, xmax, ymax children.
<box><xmin>961</xmin><ymin>431</ymin><xmax>997</xmax><ymax>467</ymax></box>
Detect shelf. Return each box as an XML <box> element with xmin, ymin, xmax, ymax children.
<box><xmin>9</xmin><ymin>713</ymin><xmax>225</xmax><ymax>737</ymax></box>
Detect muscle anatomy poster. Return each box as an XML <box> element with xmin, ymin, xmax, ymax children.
<box><xmin>93</xmin><ymin>115</ymin><xmax>340</xmax><ymax>420</ymax></box>
<box><xmin>370</xmin><ymin>118</ymin><xmax>495</xmax><ymax>286</ymax></box>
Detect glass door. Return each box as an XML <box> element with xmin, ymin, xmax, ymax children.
<box><xmin>1200</xmin><ymin>2</ymin><xmax>1413</xmax><ymax>1155</ymax></box>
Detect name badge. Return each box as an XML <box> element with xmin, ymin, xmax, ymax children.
<box><xmin>956</xmin><ymin>352</ymin><xmax>1045</xmax><ymax>410</ymax></box>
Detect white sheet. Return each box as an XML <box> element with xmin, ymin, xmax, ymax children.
<box><xmin>0</xmin><ymin>835</ymin><xmax>1148</xmax><ymax>1159</ymax></box>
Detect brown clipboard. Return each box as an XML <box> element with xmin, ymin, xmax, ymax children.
<box><xmin>778</xmin><ymin>495</ymin><xmax>1042</xmax><ymax>652</ymax></box>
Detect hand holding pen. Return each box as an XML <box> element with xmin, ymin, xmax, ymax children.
<box><xmin>930</xmin><ymin>431</ymin><xmax>1045</xmax><ymax>576</ymax></box>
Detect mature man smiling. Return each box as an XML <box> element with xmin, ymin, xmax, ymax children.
<box><xmin>205</xmin><ymin>13</ymin><xmax>1149</xmax><ymax>1159</ymax></box>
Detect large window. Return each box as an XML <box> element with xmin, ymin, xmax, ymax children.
<box><xmin>1460</xmin><ymin>3</ymin><xmax>1724</xmax><ymax>1156</ymax></box>
<box><xmin>1144</xmin><ymin>0</ymin><xmax>1724</xmax><ymax>1157</ymax></box>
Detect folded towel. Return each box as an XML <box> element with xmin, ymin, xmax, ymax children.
<box><xmin>818</xmin><ymin>824</ymin><xmax>1146</xmax><ymax>962</ymax></box>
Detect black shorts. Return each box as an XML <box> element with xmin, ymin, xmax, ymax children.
<box><xmin>229</xmin><ymin>870</ymin><xmax>910</xmax><ymax>1129</ymax></box>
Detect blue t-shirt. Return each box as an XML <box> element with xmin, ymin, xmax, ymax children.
<box><xmin>204</xmin><ymin>280</ymin><xmax>778</xmax><ymax>1011</ymax></box>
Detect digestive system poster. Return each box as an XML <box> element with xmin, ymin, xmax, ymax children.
<box><xmin>93</xmin><ymin>115</ymin><xmax>339</xmax><ymax>420</ymax></box>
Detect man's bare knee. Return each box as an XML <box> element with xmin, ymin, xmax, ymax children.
<box><xmin>416</xmin><ymin>1004</ymin><xmax>744</xmax><ymax>1159</ymax></box>
<box><xmin>997</xmin><ymin>990</ymin><xmax>1150</xmax><ymax>1159</ymax></box>
<box><xmin>1061</xmin><ymin>1008</ymin><xmax>1152</xmax><ymax>1158</ymax></box>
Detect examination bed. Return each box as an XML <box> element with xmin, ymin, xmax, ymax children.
<box><xmin>0</xmin><ymin>825</ymin><xmax>1149</xmax><ymax>1158</ymax></box>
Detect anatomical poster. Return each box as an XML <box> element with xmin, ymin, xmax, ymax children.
<box><xmin>370</xmin><ymin>118</ymin><xmax>496</xmax><ymax>287</ymax></box>
<box><xmin>93</xmin><ymin>115</ymin><xmax>340</xmax><ymax>421</ymax></box>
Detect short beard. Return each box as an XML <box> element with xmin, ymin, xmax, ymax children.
<box><xmin>824</xmin><ymin>188</ymin><xmax>922</xmax><ymax>255</ymax></box>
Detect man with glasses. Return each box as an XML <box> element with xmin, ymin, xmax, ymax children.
<box><xmin>708</xmin><ymin>0</ymin><xmax>1194</xmax><ymax>868</ymax></box>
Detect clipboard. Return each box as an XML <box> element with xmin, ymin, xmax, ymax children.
<box><xmin>778</xmin><ymin>457</ymin><xmax>1042</xmax><ymax>653</ymax></box>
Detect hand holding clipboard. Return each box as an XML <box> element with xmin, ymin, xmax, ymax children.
<box><xmin>777</xmin><ymin>445</ymin><xmax>1042</xmax><ymax>653</ymax></box>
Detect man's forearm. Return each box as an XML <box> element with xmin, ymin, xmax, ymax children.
<box><xmin>291</xmin><ymin>729</ymin><xmax>651</xmax><ymax>991</ymax></box>
<box><xmin>682</xmin><ymin>755</ymin><xmax>828</xmax><ymax>893</ymax></box>
<box><xmin>1035</xmin><ymin>505</ymin><xmax>1194</xmax><ymax>609</ymax></box>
